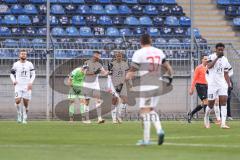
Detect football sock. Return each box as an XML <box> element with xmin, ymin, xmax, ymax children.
<box><xmin>204</xmin><ymin>106</ymin><xmax>212</xmax><ymax>126</ymax></box>
<box><xmin>69</xmin><ymin>104</ymin><xmax>75</xmax><ymax>117</ymax></box>
<box><xmin>191</xmin><ymin>105</ymin><xmax>203</xmax><ymax>116</ymax></box>
<box><xmin>221</xmin><ymin>105</ymin><xmax>227</xmax><ymax>126</ymax></box>
<box><xmin>142</xmin><ymin>113</ymin><xmax>151</xmax><ymax>143</ymax></box>
<box><xmin>150</xmin><ymin>110</ymin><xmax>162</xmax><ymax>134</ymax></box>
<box><xmin>214</xmin><ymin>105</ymin><xmax>221</xmax><ymax>121</ymax></box>
<box><xmin>111</xmin><ymin>105</ymin><xmax>117</xmax><ymax>121</ymax></box>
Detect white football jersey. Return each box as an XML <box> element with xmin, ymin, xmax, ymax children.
<box><xmin>11</xmin><ymin>60</ymin><xmax>35</xmax><ymax>86</ymax></box>
<box><xmin>207</xmin><ymin>53</ymin><xmax>231</xmax><ymax>87</ymax></box>
<box><xmin>132</xmin><ymin>46</ymin><xmax>166</xmax><ymax>76</ymax></box>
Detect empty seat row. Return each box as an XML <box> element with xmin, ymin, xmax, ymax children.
<box><xmin>49</xmin><ymin>4</ymin><xmax>183</xmax><ymax>15</ymax></box>
<box><xmin>0</xmin><ymin>4</ymin><xmax>47</xmax><ymax>14</ymax></box>
<box><xmin>50</xmin><ymin>26</ymin><xmax>193</xmax><ymax>37</ymax></box>
<box><xmin>217</xmin><ymin>0</ymin><xmax>240</xmax><ymax>5</ymax></box>
<box><xmin>0</xmin><ymin>26</ymin><xmax>46</xmax><ymax>35</ymax></box>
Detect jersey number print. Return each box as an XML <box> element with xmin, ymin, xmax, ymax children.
<box><xmin>147</xmin><ymin>56</ymin><xmax>161</xmax><ymax>72</ymax></box>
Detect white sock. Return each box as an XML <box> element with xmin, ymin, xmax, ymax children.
<box><xmin>15</xmin><ymin>103</ymin><xmax>21</xmax><ymax>116</ymax></box>
<box><xmin>96</xmin><ymin>101</ymin><xmax>102</xmax><ymax>121</ymax></box>
<box><xmin>22</xmin><ymin>106</ymin><xmax>27</xmax><ymax>121</ymax></box>
<box><xmin>111</xmin><ymin>105</ymin><xmax>117</xmax><ymax>121</ymax></box>
<box><xmin>221</xmin><ymin>105</ymin><xmax>227</xmax><ymax>126</ymax></box>
<box><xmin>204</xmin><ymin>106</ymin><xmax>211</xmax><ymax>126</ymax></box>
<box><xmin>150</xmin><ymin>110</ymin><xmax>162</xmax><ymax>134</ymax></box>
<box><xmin>84</xmin><ymin>105</ymin><xmax>90</xmax><ymax>121</ymax></box>
<box><xmin>142</xmin><ymin>113</ymin><xmax>151</xmax><ymax>143</ymax></box>
<box><xmin>214</xmin><ymin>105</ymin><xmax>221</xmax><ymax>121</ymax></box>
<box><xmin>116</xmin><ymin>103</ymin><xmax>123</xmax><ymax>119</ymax></box>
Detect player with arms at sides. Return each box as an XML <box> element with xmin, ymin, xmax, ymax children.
<box><xmin>10</xmin><ymin>49</ymin><xmax>36</xmax><ymax>124</ymax></box>
<box><xmin>204</xmin><ymin>43</ymin><xmax>232</xmax><ymax>129</ymax></box>
<box><xmin>67</xmin><ymin>64</ymin><xmax>89</xmax><ymax>123</ymax></box>
<box><xmin>188</xmin><ymin>55</ymin><xmax>221</xmax><ymax>124</ymax></box>
<box><xmin>126</xmin><ymin>34</ymin><xmax>173</xmax><ymax>145</ymax></box>
<box><xmin>108</xmin><ymin>51</ymin><xmax>129</xmax><ymax>124</ymax></box>
<box><xmin>83</xmin><ymin>51</ymin><xmax>109</xmax><ymax>124</ymax></box>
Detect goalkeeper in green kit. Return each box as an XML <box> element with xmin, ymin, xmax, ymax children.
<box><xmin>67</xmin><ymin>64</ymin><xmax>89</xmax><ymax>123</ymax></box>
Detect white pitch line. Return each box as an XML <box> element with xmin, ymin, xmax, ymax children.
<box><xmin>164</xmin><ymin>143</ymin><xmax>240</xmax><ymax>148</ymax></box>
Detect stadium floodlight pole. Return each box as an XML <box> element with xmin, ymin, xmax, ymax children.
<box><xmin>189</xmin><ymin>0</ymin><xmax>195</xmax><ymax>113</ymax></box>
<box><xmin>46</xmin><ymin>0</ymin><xmax>50</xmax><ymax>120</ymax></box>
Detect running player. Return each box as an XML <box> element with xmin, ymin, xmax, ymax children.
<box><xmin>67</xmin><ymin>65</ymin><xmax>89</xmax><ymax>123</ymax></box>
<box><xmin>126</xmin><ymin>34</ymin><xmax>173</xmax><ymax>145</ymax></box>
<box><xmin>10</xmin><ymin>49</ymin><xmax>36</xmax><ymax>124</ymax></box>
<box><xmin>83</xmin><ymin>51</ymin><xmax>108</xmax><ymax>124</ymax></box>
<box><xmin>204</xmin><ymin>43</ymin><xmax>232</xmax><ymax>129</ymax></box>
<box><xmin>109</xmin><ymin>51</ymin><xmax>129</xmax><ymax>124</ymax></box>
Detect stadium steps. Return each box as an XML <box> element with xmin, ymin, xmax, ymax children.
<box><xmin>177</xmin><ymin>0</ymin><xmax>240</xmax><ymax>46</ymax></box>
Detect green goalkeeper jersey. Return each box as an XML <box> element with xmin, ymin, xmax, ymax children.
<box><xmin>70</xmin><ymin>68</ymin><xmax>85</xmax><ymax>87</ymax></box>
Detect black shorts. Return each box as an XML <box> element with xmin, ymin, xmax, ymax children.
<box><xmin>195</xmin><ymin>84</ymin><xmax>208</xmax><ymax>101</ymax></box>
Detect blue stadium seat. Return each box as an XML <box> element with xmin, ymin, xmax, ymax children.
<box><xmin>3</xmin><ymin>39</ymin><xmax>17</xmax><ymax>48</ymax></box>
<box><xmin>225</xmin><ymin>5</ymin><xmax>239</xmax><ymax>16</ymax></box>
<box><xmin>72</xmin><ymin>15</ymin><xmax>85</xmax><ymax>25</ymax></box>
<box><xmin>58</xmin><ymin>0</ymin><xmax>70</xmax><ymax>3</ymax></box>
<box><xmin>153</xmin><ymin>16</ymin><xmax>164</xmax><ymax>25</ymax></box>
<box><xmin>39</xmin><ymin>4</ymin><xmax>47</xmax><ymax>14</ymax></box>
<box><xmin>32</xmin><ymin>38</ymin><xmax>44</xmax><ymax>44</ymax></box>
<box><xmin>144</xmin><ymin>5</ymin><xmax>158</xmax><ymax>15</ymax></box>
<box><xmin>161</xmin><ymin>27</ymin><xmax>172</xmax><ymax>35</ymax></box>
<box><xmin>154</xmin><ymin>38</ymin><xmax>167</xmax><ymax>44</ymax></box>
<box><xmin>147</xmin><ymin>27</ymin><xmax>159</xmax><ymax>36</ymax></box>
<box><xmin>86</xmin><ymin>15</ymin><xmax>97</xmax><ymax>25</ymax></box>
<box><xmin>119</xmin><ymin>28</ymin><xmax>132</xmax><ymax>36</ymax></box>
<box><xmin>59</xmin><ymin>16</ymin><xmax>69</xmax><ymax>25</ymax></box>
<box><xmin>112</xmin><ymin>16</ymin><xmax>124</xmax><ymax>25</ymax></box>
<box><xmin>4</xmin><ymin>0</ymin><xmax>18</xmax><ymax>3</ymax></box>
<box><xmin>25</xmin><ymin>26</ymin><xmax>36</xmax><ymax>35</ymax></box>
<box><xmin>71</xmin><ymin>0</ymin><xmax>85</xmax><ymax>3</ymax></box>
<box><xmin>139</xmin><ymin>0</ymin><xmax>150</xmax><ymax>4</ymax></box>
<box><xmin>3</xmin><ymin>15</ymin><xmax>17</xmax><ymax>25</ymax></box>
<box><xmin>0</xmin><ymin>27</ymin><xmax>11</xmax><ymax>35</ymax></box>
<box><xmin>159</xmin><ymin>5</ymin><xmax>170</xmax><ymax>15</ymax></box>
<box><xmin>165</xmin><ymin>16</ymin><xmax>179</xmax><ymax>26</ymax></box>
<box><xmin>114</xmin><ymin>37</ymin><xmax>123</xmax><ymax>44</ymax></box>
<box><xmin>66</xmin><ymin>26</ymin><xmax>79</xmax><ymax>36</ymax></box>
<box><xmin>233</xmin><ymin>17</ymin><xmax>240</xmax><ymax>26</ymax></box>
<box><xmin>112</xmin><ymin>0</ymin><xmax>121</xmax><ymax>3</ymax></box>
<box><xmin>105</xmin><ymin>5</ymin><xmax>118</xmax><ymax>14</ymax></box>
<box><xmin>231</xmin><ymin>0</ymin><xmax>240</xmax><ymax>5</ymax></box>
<box><xmin>50</xmin><ymin>0</ymin><xmax>58</xmax><ymax>2</ymax></box>
<box><xmin>79</xmin><ymin>27</ymin><xmax>93</xmax><ymax>36</ymax></box>
<box><xmin>217</xmin><ymin>0</ymin><xmax>230</xmax><ymax>5</ymax></box>
<box><xmin>139</xmin><ymin>16</ymin><xmax>153</xmax><ymax>25</ymax></box>
<box><xmin>65</xmin><ymin>4</ymin><xmax>77</xmax><ymax>14</ymax></box>
<box><xmin>11</xmin><ymin>4</ymin><xmax>24</xmax><ymax>14</ymax></box>
<box><xmin>30</xmin><ymin>0</ymin><xmax>46</xmax><ymax>3</ymax></box>
<box><xmin>85</xmin><ymin>0</ymin><xmax>97</xmax><ymax>3</ymax></box>
<box><xmin>52</xmin><ymin>27</ymin><xmax>66</xmax><ymax>36</ymax></box>
<box><xmin>98</xmin><ymin>15</ymin><xmax>112</xmax><ymax>25</ymax></box>
<box><xmin>179</xmin><ymin>16</ymin><xmax>191</xmax><ymax>26</ymax></box>
<box><xmin>163</xmin><ymin>0</ymin><xmax>176</xmax><ymax>4</ymax></box>
<box><xmin>93</xmin><ymin>26</ymin><xmax>105</xmax><ymax>36</ymax></box>
<box><xmin>98</xmin><ymin>0</ymin><xmax>111</xmax><ymax>3</ymax></box>
<box><xmin>0</xmin><ymin>5</ymin><xmax>10</xmax><ymax>14</ymax></box>
<box><xmin>77</xmin><ymin>5</ymin><xmax>91</xmax><ymax>14</ymax></box>
<box><xmin>92</xmin><ymin>5</ymin><xmax>105</xmax><ymax>14</ymax></box>
<box><xmin>174</xmin><ymin>27</ymin><xmax>185</xmax><ymax>35</ymax></box>
<box><xmin>132</xmin><ymin>4</ymin><xmax>143</xmax><ymax>14</ymax></box>
<box><xmin>37</xmin><ymin>27</ymin><xmax>47</xmax><ymax>35</ymax></box>
<box><xmin>171</xmin><ymin>5</ymin><xmax>183</xmax><ymax>15</ymax></box>
<box><xmin>106</xmin><ymin>27</ymin><xmax>120</xmax><ymax>36</ymax></box>
<box><xmin>133</xmin><ymin>27</ymin><xmax>145</xmax><ymax>36</ymax></box>
<box><xmin>118</xmin><ymin>5</ymin><xmax>132</xmax><ymax>14</ymax></box>
<box><xmin>12</xmin><ymin>27</ymin><xmax>23</xmax><ymax>35</ymax></box>
<box><xmin>50</xmin><ymin>16</ymin><xmax>59</xmax><ymax>25</ymax></box>
<box><xmin>18</xmin><ymin>15</ymin><xmax>31</xmax><ymax>25</ymax></box>
<box><xmin>151</xmin><ymin>0</ymin><xmax>163</xmax><ymax>4</ymax></box>
<box><xmin>32</xmin><ymin>15</ymin><xmax>44</xmax><ymax>25</ymax></box>
<box><xmin>24</xmin><ymin>4</ymin><xmax>38</xmax><ymax>14</ymax></box>
<box><xmin>186</xmin><ymin>28</ymin><xmax>201</xmax><ymax>38</ymax></box>
<box><xmin>122</xmin><ymin>0</ymin><xmax>138</xmax><ymax>4</ymax></box>
<box><xmin>51</xmin><ymin>5</ymin><xmax>65</xmax><ymax>14</ymax></box>
<box><xmin>19</xmin><ymin>38</ymin><xmax>30</xmax><ymax>47</ymax></box>
<box><xmin>125</xmin><ymin>16</ymin><xmax>140</xmax><ymax>25</ymax></box>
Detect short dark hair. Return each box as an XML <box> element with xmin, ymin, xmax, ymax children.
<box><xmin>201</xmin><ymin>54</ymin><xmax>208</xmax><ymax>59</ymax></box>
<box><xmin>215</xmin><ymin>43</ymin><xmax>225</xmax><ymax>49</ymax></box>
<box><xmin>140</xmin><ymin>34</ymin><xmax>152</xmax><ymax>45</ymax></box>
<box><xmin>19</xmin><ymin>49</ymin><xmax>27</xmax><ymax>53</ymax></box>
<box><xmin>93</xmin><ymin>51</ymin><xmax>101</xmax><ymax>55</ymax></box>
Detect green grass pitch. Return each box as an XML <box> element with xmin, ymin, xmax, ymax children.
<box><xmin>0</xmin><ymin>121</ymin><xmax>240</xmax><ymax>160</ymax></box>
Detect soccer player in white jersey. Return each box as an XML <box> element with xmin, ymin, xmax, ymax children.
<box><xmin>108</xmin><ymin>52</ymin><xmax>129</xmax><ymax>124</ymax></box>
<box><xmin>10</xmin><ymin>50</ymin><xmax>36</xmax><ymax>124</ymax></box>
<box><xmin>204</xmin><ymin>43</ymin><xmax>232</xmax><ymax>129</ymax></box>
<box><xmin>126</xmin><ymin>34</ymin><xmax>173</xmax><ymax>145</ymax></box>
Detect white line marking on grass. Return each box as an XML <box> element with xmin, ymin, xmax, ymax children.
<box><xmin>164</xmin><ymin>143</ymin><xmax>240</xmax><ymax>148</ymax></box>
